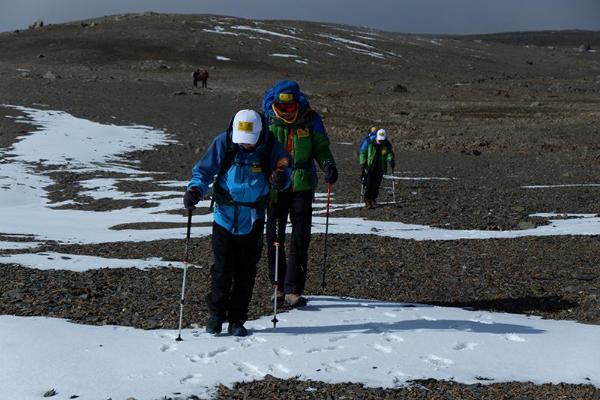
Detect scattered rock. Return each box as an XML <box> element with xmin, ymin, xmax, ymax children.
<box><xmin>2</xmin><ymin>288</ymin><xmax>25</xmax><ymax>302</ymax></box>
<box><xmin>518</xmin><ymin>221</ymin><xmax>536</xmax><ymax>230</ymax></box>
<box><xmin>529</xmin><ymin>101</ymin><xmax>541</xmax><ymax>107</ymax></box>
<box><xmin>392</xmin><ymin>84</ymin><xmax>408</xmax><ymax>93</ymax></box>
<box><xmin>43</xmin><ymin>389</ymin><xmax>57</xmax><ymax>397</ymax></box>
<box><xmin>43</xmin><ymin>71</ymin><xmax>59</xmax><ymax>80</ymax></box>
<box><xmin>29</xmin><ymin>20</ymin><xmax>44</xmax><ymax>30</ymax></box>
<box><xmin>575</xmin><ymin>274</ymin><xmax>595</xmax><ymax>282</ymax></box>
<box><xmin>173</xmin><ymin>91</ymin><xmax>187</xmax><ymax>96</ymax></box>
<box><xmin>38</xmin><ymin>54</ymin><xmax>45</xmax><ymax>59</ymax></box>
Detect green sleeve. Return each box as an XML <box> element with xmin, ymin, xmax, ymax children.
<box><xmin>312</xmin><ymin>133</ymin><xmax>335</xmax><ymax>168</ymax></box>
<box><xmin>359</xmin><ymin>150</ymin><xmax>367</xmax><ymax>165</ymax></box>
<box><xmin>387</xmin><ymin>151</ymin><xmax>395</xmax><ymax>163</ymax></box>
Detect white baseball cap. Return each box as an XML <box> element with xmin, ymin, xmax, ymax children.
<box><xmin>376</xmin><ymin>128</ymin><xmax>387</xmax><ymax>141</ymax></box>
<box><xmin>232</xmin><ymin>109</ymin><xmax>262</xmax><ymax>145</ymax></box>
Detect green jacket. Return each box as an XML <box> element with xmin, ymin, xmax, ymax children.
<box><xmin>268</xmin><ymin>110</ymin><xmax>335</xmax><ymax>192</ymax></box>
<box><xmin>359</xmin><ymin>139</ymin><xmax>395</xmax><ymax>174</ymax></box>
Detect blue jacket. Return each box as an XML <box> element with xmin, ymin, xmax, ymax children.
<box><xmin>187</xmin><ymin>120</ymin><xmax>292</xmax><ymax>235</ymax></box>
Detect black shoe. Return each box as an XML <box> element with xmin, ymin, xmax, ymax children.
<box><xmin>227</xmin><ymin>323</ymin><xmax>248</xmax><ymax>337</ymax></box>
<box><xmin>206</xmin><ymin>315</ymin><xmax>224</xmax><ymax>335</ymax></box>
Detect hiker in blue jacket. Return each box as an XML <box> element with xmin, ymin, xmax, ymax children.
<box><xmin>183</xmin><ymin>109</ymin><xmax>291</xmax><ymax>336</ymax></box>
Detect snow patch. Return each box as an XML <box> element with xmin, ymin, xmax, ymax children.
<box><xmin>1</xmin><ymin>297</ymin><xmax>599</xmax><ymax>400</ymax></box>
<box><xmin>0</xmin><ymin>252</ymin><xmax>185</xmax><ymax>271</ymax></box>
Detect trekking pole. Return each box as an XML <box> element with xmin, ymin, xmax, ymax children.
<box><xmin>321</xmin><ymin>183</ymin><xmax>332</xmax><ymax>288</ymax></box>
<box><xmin>176</xmin><ymin>208</ymin><xmax>193</xmax><ymax>341</ymax></box>
<box><xmin>271</xmin><ymin>195</ymin><xmax>280</xmax><ymax>329</ymax></box>
<box><xmin>391</xmin><ymin>167</ymin><xmax>396</xmax><ymax>204</ymax></box>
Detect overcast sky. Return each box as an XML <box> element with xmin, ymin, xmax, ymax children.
<box><xmin>1</xmin><ymin>0</ymin><xmax>600</xmax><ymax>34</ymax></box>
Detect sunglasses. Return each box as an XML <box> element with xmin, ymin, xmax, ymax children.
<box><xmin>274</xmin><ymin>102</ymin><xmax>299</xmax><ymax>113</ymax></box>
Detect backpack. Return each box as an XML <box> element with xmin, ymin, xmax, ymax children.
<box><xmin>358</xmin><ymin>132</ymin><xmax>376</xmax><ymax>155</ymax></box>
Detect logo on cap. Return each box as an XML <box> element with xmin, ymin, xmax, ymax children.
<box><xmin>237</xmin><ymin>121</ymin><xmax>254</xmax><ymax>133</ymax></box>
<box><xmin>278</xmin><ymin>93</ymin><xmax>294</xmax><ymax>102</ymax></box>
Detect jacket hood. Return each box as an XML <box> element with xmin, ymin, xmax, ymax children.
<box><xmin>261</xmin><ymin>80</ymin><xmax>310</xmax><ymax>118</ymax></box>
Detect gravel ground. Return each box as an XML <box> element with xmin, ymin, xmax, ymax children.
<box><xmin>215</xmin><ymin>377</ymin><xmax>600</xmax><ymax>400</ymax></box>
<box><xmin>2</xmin><ymin>234</ymin><xmax>598</xmax><ymax>328</ymax></box>
<box><xmin>1</xmin><ymin>14</ymin><xmax>600</xmax><ymax>398</ymax></box>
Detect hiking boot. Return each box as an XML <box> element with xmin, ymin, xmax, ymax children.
<box><xmin>206</xmin><ymin>315</ymin><xmax>224</xmax><ymax>335</ymax></box>
<box><xmin>227</xmin><ymin>323</ymin><xmax>248</xmax><ymax>337</ymax></box>
<box><xmin>285</xmin><ymin>294</ymin><xmax>308</xmax><ymax>307</ymax></box>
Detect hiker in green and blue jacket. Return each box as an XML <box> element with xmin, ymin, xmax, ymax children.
<box><xmin>359</xmin><ymin>128</ymin><xmax>395</xmax><ymax>209</ymax></box>
<box><xmin>262</xmin><ymin>80</ymin><xmax>338</xmax><ymax>307</ymax></box>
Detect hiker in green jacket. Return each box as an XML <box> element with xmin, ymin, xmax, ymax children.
<box><xmin>262</xmin><ymin>80</ymin><xmax>338</xmax><ymax>307</ymax></box>
<box><xmin>359</xmin><ymin>128</ymin><xmax>395</xmax><ymax>209</ymax></box>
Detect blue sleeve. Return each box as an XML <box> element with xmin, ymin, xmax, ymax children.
<box><xmin>311</xmin><ymin>112</ymin><xmax>327</xmax><ymax>136</ymax></box>
<box><xmin>187</xmin><ymin>132</ymin><xmax>228</xmax><ymax>196</ymax></box>
<box><xmin>269</xmin><ymin>139</ymin><xmax>292</xmax><ymax>191</ymax></box>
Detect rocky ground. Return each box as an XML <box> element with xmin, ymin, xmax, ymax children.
<box><xmin>1</xmin><ymin>13</ymin><xmax>600</xmax><ymax>399</ymax></box>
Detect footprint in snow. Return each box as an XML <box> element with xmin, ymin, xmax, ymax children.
<box><xmin>383</xmin><ymin>333</ymin><xmax>404</xmax><ymax>343</ymax></box>
<box><xmin>160</xmin><ymin>343</ymin><xmax>177</xmax><ymax>352</ymax></box>
<box><xmin>236</xmin><ymin>336</ymin><xmax>267</xmax><ymax>348</ymax></box>
<box><xmin>452</xmin><ymin>341</ymin><xmax>478</xmax><ymax>351</ymax></box>
<box><xmin>421</xmin><ymin>355</ymin><xmax>454</xmax><ymax>370</ymax></box>
<box><xmin>272</xmin><ymin>347</ymin><xmax>293</xmax><ymax>356</ymax></box>
<box><xmin>268</xmin><ymin>363</ymin><xmax>291</xmax><ymax>374</ymax></box>
<box><xmin>187</xmin><ymin>347</ymin><xmax>231</xmax><ymax>363</ymax></box>
<box><xmin>504</xmin><ymin>333</ymin><xmax>526</xmax><ymax>342</ymax></box>
<box><xmin>328</xmin><ymin>334</ymin><xmax>353</xmax><ymax>342</ymax></box>
<box><xmin>180</xmin><ymin>373</ymin><xmax>203</xmax><ymax>384</ymax></box>
<box><xmin>306</xmin><ymin>345</ymin><xmax>342</xmax><ymax>353</ymax></box>
<box><xmin>233</xmin><ymin>362</ymin><xmax>265</xmax><ymax>378</ymax></box>
<box><xmin>370</xmin><ymin>343</ymin><xmax>393</xmax><ymax>353</ymax></box>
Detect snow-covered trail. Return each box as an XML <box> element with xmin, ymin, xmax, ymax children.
<box><xmin>1</xmin><ymin>297</ymin><xmax>599</xmax><ymax>400</ymax></box>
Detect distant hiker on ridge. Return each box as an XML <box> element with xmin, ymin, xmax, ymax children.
<box><xmin>359</xmin><ymin>128</ymin><xmax>395</xmax><ymax>209</ymax></box>
<box><xmin>192</xmin><ymin>69</ymin><xmax>200</xmax><ymax>87</ymax></box>
<box><xmin>262</xmin><ymin>80</ymin><xmax>338</xmax><ymax>307</ymax></box>
<box><xmin>199</xmin><ymin>69</ymin><xmax>209</xmax><ymax>88</ymax></box>
<box><xmin>183</xmin><ymin>109</ymin><xmax>291</xmax><ymax>336</ymax></box>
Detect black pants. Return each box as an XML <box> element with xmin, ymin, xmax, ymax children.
<box><xmin>364</xmin><ymin>171</ymin><xmax>383</xmax><ymax>200</ymax></box>
<box><xmin>266</xmin><ymin>190</ymin><xmax>313</xmax><ymax>295</ymax></box>
<box><xmin>201</xmin><ymin>80</ymin><xmax>207</xmax><ymax>88</ymax></box>
<box><xmin>206</xmin><ymin>220</ymin><xmax>264</xmax><ymax>324</ymax></box>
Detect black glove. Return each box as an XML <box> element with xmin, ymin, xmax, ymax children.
<box><xmin>183</xmin><ymin>188</ymin><xmax>201</xmax><ymax>210</ymax></box>
<box><xmin>390</xmin><ymin>159</ymin><xmax>395</xmax><ymax>169</ymax></box>
<box><xmin>271</xmin><ymin>170</ymin><xmax>287</xmax><ymax>191</ymax></box>
<box><xmin>323</xmin><ymin>163</ymin><xmax>338</xmax><ymax>184</ymax></box>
